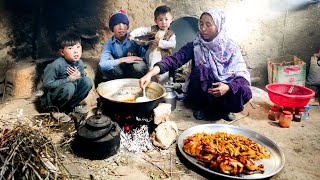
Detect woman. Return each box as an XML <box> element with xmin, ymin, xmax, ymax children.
<box><xmin>139</xmin><ymin>8</ymin><xmax>252</xmax><ymax>121</ymax></box>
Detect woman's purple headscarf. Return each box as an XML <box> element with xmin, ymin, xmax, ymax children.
<box><xmin>193</xmin><ymin>8</ymin><xmax>251</xmax><ymax>91</ymax></box>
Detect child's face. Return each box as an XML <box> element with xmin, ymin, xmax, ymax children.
<box><xmin>154</xmin><ymin>12</ymin><xmax>173</xmax><ymax>31</ymax></box>
<box><xmin>113</xmin><ymin>23</ymin><xmax>128</xmax><ymax>40</ymax></box>
<box><xmin>199</xmin><ymin>14</ymin><xmax>218</xmax><ymax>42</ymax></box>
<box><xmin>60</xmin><ymin>42</ymin><xmax>82</xmax><ymax>63</ymax></box>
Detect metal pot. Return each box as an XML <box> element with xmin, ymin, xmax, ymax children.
<box><xmin>96</xmin><ymin>78</ymin><xmax>166</xmax><ymax>114</ymax></box>
<box><xmin>71</xmin><ymin>113</ymin><xmax>120</xmax><ymax>160</ymax></box>
<box><xmin>133</xmin><ymin>35</ymin><xmax>153</xmax><ymax>46</ymax></box>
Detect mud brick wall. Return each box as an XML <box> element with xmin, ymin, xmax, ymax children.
<box><xmin>0</xmin><ymin>0</ymin><xmax>320</xmax><ymax>89</ymax></box>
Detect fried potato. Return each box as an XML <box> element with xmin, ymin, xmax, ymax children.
<box><xmin>183</xmin><ymin>132</ymin><xmax>271</xmax><ymax>176</ymax></box>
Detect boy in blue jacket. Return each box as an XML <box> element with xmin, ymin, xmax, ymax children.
<box><xmin>97</xmin><ymin>10</ymin><xmax>147</xmax><ymax>84</ymax></box>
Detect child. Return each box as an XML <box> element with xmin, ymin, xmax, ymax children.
<box><xmin>129</xmin><ymin>5</ymin><xmax>176</xmax><ymax>84</ymax></box>
<box><xmin>97</xmin><ymin>10</ymin><xmax>147</xmax><ymax>84</ymax></box>
<box><xmin>41</xmin><ymin>32</ymin><xmax>93</xmax><ymax>122</ymax></box>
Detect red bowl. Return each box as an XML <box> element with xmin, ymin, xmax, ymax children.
<box><xmin>265</xmin><ymin>83</ymin><xmax>315</xmax><ymax>108</ymax></box>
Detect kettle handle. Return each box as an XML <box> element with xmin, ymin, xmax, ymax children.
<box><xmin>69</xmin><ymin>112</ymin><xmax>86</xmax><ymax>130</ymax></box>
<box><xmin>93</xmin><ymin>98</ymin><xmax>104</xmax><ymax>119</ymax></box>
<box><xmin>73</xmin><ymin>107</ymin><xmax>103</xmax><ymax>130</ymax></box>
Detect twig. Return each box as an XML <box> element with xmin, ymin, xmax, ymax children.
<box><xmin>26</xmin><ymin>163</ymin><xmax>43</xmax><ymax>180</ymax></box>
<box><xmin>170</xmin><ymin>152</ymin><xmax>172</xmax><ymax>179</ymax></box>
<box><xmin>249</xmin><ymin>101</ymin><xmax>256</xmax><ymax>109</ymax></box>
<box><xmin>227</xmin><ymin>112</ymin><xmax>250</xmax><ymax>125</ymax></box>
<box><xmin>0</xmin><ymin>126</ymin><xmax>72</xmax><ymax>179</ymax></box>
<box><xmin>142</xmin><ymin>157</ymin><xmax>170</xmax><ymax>178</ymax></box>
<box><xmin>29</xmin><ymin>113</ymin><xmax>51</xmax><ymax>116</ymax></box>
<box><xmin>1</xmin><ymin>78</ymin><xmax>7</xmax><ymax>102</ymax></box>
<box><xmin>152</xmin><ymin>169</ymin><xmax>186</xmax><ymax>174</ymax></box>
<box><xmin>50</xmin><ymin>141</ymin><xmax>58</xmax><ymax>180</ymax></box>
<box><xmin>0</xmin><ymin>138</ymin><xmax>22</xmax><ymax>177</ymax></box>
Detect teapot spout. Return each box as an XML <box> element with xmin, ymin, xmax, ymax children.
<box><xmin>69</xmin><ymin>112</ymin><xmax>86</xmax><ymax>130</ymax></box>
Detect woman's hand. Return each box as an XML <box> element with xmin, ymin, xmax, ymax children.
<box><xmin>208</xmin><ymin>82</ymin><xmax>230</xmax><ymax>97</ymax></box>
<box><xmin>139</xmin><ymin>66</ymin><xmax>161</xmax><ymax>89</ymax></box>
<box><xmin>139</xmin><ymin>74</ymin><xmax>152</xmax><ymax>89</ymax></box>
<box><xmin>67</xmin><ymin>66</ymin><xmax>81</xmax><ymax>81</ymax></box>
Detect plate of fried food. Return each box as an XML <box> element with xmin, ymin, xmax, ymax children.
<box><xmin>177</xmin><ymin>124</ymin><xmax>285</xmax><ymax>179</ymax></box>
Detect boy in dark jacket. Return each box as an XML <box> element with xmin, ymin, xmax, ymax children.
<box><xmin>41</xmin><ymin>32</ymin><xmax>93</xmax><ymax>122</ymax></box>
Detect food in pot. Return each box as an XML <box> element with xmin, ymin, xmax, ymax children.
<box><xmin>183</xmin><ymin>132</ymin><xmax>271</xmax><ymax>176</ymax></box>
<box><xmin>121</xmin><ymin>98</ymin><xmax>137</xmax><ymax>103</ymax></box>
<box><xmin>96</xmin><ymin>79</ymin><xmax>166</xmax><ymax>113</ymax></box>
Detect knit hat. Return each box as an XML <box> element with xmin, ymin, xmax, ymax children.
<box><xmin>109</xmin><ymin>10</ymin><xmax>129</xmax><ymax>32</ymax></box>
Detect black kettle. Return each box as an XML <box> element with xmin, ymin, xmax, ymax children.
<box><xmin>71</xmin><ymin>112</ymin><xmax>120</xmax><ymax>160</ymax></box>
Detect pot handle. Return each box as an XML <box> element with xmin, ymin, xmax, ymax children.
<box><xmin>162</xmin><ymin>91</ymin><xmax>167</xmax><ymax>98</ymax></box>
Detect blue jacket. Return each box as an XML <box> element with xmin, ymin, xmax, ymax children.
<box><xmin>99</xmin><ymin>33</ymin><xmax>146</xmax><ymax>71</ymax></box>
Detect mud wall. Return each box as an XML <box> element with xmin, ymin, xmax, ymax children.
<box><xmin>0</xmin><ymin>0</ymin><xmax>320</xmax><ymax>87</ymax></box>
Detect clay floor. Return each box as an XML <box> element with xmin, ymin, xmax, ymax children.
<box><xmin>0</xmin><ymin>87</ymin><xmax>319</xmax><ymax>180</ymax></box>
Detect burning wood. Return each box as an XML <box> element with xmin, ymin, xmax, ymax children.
<box><xmin>0</xmin><ymin>126</ymin><xmax>69</xmax><ymax>179</ymax></box>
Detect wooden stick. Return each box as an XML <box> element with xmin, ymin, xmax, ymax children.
<box><xmin>227</xmin><ymin>112</ymin><xmax>250</xmax><ymax>125</ymax></box>
<box><xmin>249</xmin><ymin>101</ymin><xmax>256</xmax><ymax>109</ymax></box>
<box><xmin>29</xmin><ymin>113</ymin><xmax>51</xmax><ymax>116</ymax></box>
<box><xmin>152</xmin><ymin>169</ymin><xmax>186</xmax><ymax>174</ymax></box>
<box><xmin>142</xmin><ymin>157</ymin><xmax>169</xmax><ymax>178</ymax></box>
<box><xmin>2</xmin><ymin>78</ymin><xmax>7</xmax><ymax>102</ymax></box>
<box><xmin>170</xmin><ymin>152</ymin><xmax>173</xmax><ymax>178</ymax></box>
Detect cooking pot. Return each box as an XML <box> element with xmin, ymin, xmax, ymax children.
<box><xmin>96</xmin><ymin>78</ymin><xmax>166</xmax><ymax>114</ymax></box>
<box><xmin>71</xmin><ymin>113</ymin><xmax>120</xmax><ymax>160</ymax></box>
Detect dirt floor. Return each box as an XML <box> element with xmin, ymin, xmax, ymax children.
<box><xmin>0</xmin><ymin>87</ymin><xmax>319</xmax><ymax>180</ymax></box>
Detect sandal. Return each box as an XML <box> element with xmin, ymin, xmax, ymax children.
<box><xmin>193</xmin><ymin>110</ymin><xmax>206</xmax><ymax>120</ymax></box>
<box><xmin>218</xmin><ymin>112</ymin><xmax>236</xmax><ymax>121</ymax></box>
<box><xmin>51</xmin><ymin>112</ymin><xmax>72</xmax><ymax>123</ymax></box>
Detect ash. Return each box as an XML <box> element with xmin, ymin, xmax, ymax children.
<box><xmin>120</xmin><ymin>125</ymin><xmax>154</xmax><ymax>153</ymax></box>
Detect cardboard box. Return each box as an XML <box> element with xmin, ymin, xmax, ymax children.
<box><xmin>268</xmin><ymin>55</ymin><xmax>306</xmax><ymax>86</ymax></box>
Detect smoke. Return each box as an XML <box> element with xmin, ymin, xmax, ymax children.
<box><xmin>224</xmin><ymin>0</ymin><xmax>319</xmax><ymax>42</ymax></box>
<box><xmin>270</xmin><ymin>0</ymin><xmax>320</xmax><ymax>11</ymax></box>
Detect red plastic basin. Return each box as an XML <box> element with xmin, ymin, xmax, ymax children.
<box><xmin>265</xmin><ymin>83</ymin><xmax>315</xmax><ymax>108</ymax></box>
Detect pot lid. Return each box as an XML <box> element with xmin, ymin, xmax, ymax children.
<box><xmin>77</xmin><ymin>114</ymin><xmax>113</xmax><ymax>140</ymax></box>
<box><xmin>86</xmin><ymin>114</ymin><xmax>112</xmax><ymax>129</ymax></box>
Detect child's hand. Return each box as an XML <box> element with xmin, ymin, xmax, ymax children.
<box><xmin>152</xmin><ymin>38</ymin><xmax>160</xmax><ymax>46</ymax></box>
<box><xmin>120</xmin><ymin>56</ymin><xmax>143</xmax><ymax>64</ymax></box>
<box><xmin>127</xmin><ymin>52</ymin><xmax>137</xmax><ymax>56</ymax></box>
<box><xmin>67</xmin><ymin>66</ymin><xmax>81</xmax><ymax>81</ymax></box>
<box><xmin>128</xmin><ymin>35</ymin><xmax>134</xmax><ymax>41</ymax></box>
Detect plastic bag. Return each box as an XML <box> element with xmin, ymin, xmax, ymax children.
<box><xmin>306</xmin><ymin>54</ymin><xmax>320</xmax><ymax>86</ymax></box>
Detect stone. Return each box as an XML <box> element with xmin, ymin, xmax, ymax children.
<box><xmin>153</xmin><ymin>103</ymin><xmax>171</xmax><ymax>125</ymax></box>
<box><xmin>5</xmin><ymin>59</ymin><xmax>36</xmax><ymax>99</ymax></box>
<box><xmin>151</xmin><ymin>121</ymin><xmax>178</xmax><ymax>149</ymax></box>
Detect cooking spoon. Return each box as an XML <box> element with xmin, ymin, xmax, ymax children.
<box><xmin>136</xmin><ymin>87</ymin><xmax>149</xmax><ymax>102</ymax></box>
<box><xmin>288</xmin><ymin>85</ymin><xmax>294</xmax><ymax>95</ymax></box>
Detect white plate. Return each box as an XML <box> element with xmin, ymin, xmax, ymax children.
<box><xmin>177</xmin><ymin>124</ymin><xmax>285</xmax><ymax>179</ymax></box>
